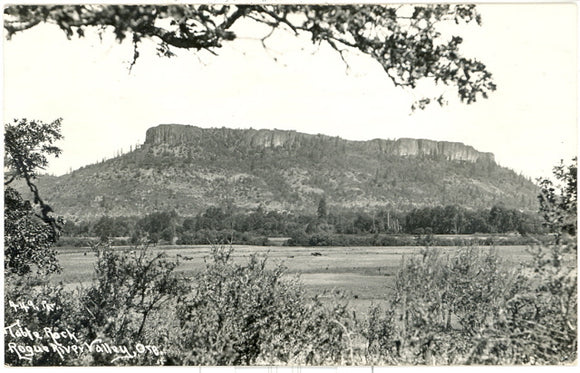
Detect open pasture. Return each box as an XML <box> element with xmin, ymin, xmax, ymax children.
<box><xmin>54</xmin><ymin>244</ymin><xmax>537</xmax><ymax>314</ymax></box>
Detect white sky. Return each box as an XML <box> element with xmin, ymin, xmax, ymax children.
<box><xmin>2</xmin><ymin>2</ymin><xmax>578</xmax><ymax>180</ymax></box>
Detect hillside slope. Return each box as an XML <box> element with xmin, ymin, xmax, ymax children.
<box><xmin>29</xmin><ymin>124</ymin><xmax>539</xmax><ymax>220</ymax></box>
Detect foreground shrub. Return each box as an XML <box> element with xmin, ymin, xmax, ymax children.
<box><xmin>366</xmin><ymin>247</ymin><xmax>518</xmax><ymax>364</ymax></box>
<box><xmin>77</xmin><ymin>242</ymin><xmax>186</xmax><ymax>365</ymax></box>
<box><xmin>5</xmin><ymin>242</ymin><xmax>186</xmax><ymax>366</ymax></box>
<box><xmin>366</xmin><ymin>244</ymin><xmax>577</xmax><ymax>365</ymax></box>
<box><xmin>170</xmin><ymin>245</ymin><xmax>358</xmax><ymax>365</ymax></box>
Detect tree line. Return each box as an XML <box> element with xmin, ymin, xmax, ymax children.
<box><xmin>59</xmin><ymin>202</ymin><xmax>546</xmax><ymax>247</ymax></box>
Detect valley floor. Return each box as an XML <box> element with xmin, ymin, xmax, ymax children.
<box><xmin>53</xmin><ymin>244</ymin><xmax>536</xmax><ymax>317</ymax></box>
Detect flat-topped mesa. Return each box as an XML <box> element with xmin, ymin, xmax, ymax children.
<box><xmin>144</xmin><ymin>124</ymin><xmax>495</xmax><ymax>163</ymax></box>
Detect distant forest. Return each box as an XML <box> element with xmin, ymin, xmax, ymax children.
<box><xmin>60</xmin><ymin>203</ymin><xmax>546</xmax><ymax>247</ymax></box>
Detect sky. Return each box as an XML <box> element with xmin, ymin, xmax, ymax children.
<box><xmin>2</xmin><ymin>2</ymin><xmax>578</xmax><ymax>180</ymax></box>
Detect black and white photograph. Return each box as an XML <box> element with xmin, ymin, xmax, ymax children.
<box><xmin>2</xmin><ymin>0</ymin><xmax>577</xmax><ymax>367</ymax></box>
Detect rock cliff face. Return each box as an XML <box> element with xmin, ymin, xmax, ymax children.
<box><xmin>145</xmin><ymin>124</ymin><xmax>495</xmax><ymax>163</ymax></box>
<box><xmin>389</xmin><ymin>138</ymin><xmax>494</xmax><ymax>163</ymax></box>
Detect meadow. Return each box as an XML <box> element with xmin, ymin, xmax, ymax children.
<box><xmin>53</xmin><ymin>244</ymin><xmax>536</xmax><ymax>316</ymax></box>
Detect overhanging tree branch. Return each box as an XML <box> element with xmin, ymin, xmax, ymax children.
<box><xmin>4</xmin><ymin>4</ymin><xmax>496</xmax><ymax>107</ymax></box>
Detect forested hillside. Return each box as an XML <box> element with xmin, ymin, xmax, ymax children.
<box><xmin>26</xmin><ymin>124</ymin><xmax>538</xmax><ymax>221</ymax></box>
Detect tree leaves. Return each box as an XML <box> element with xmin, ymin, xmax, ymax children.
<box><xmin>537</xmin><ymin>158</ymin><xmax>577</xmax><ymax>246</ymax></box>
<box><xmin>4</xmin><ymin>4</ymin><xmax>496</xmax><ymax>108</ymax></box>
<box><xmin>4</xmin><ymin>186</ymin><xmax>61</xmax><ymax>275</ymax></box>
<box><xmin>4</xmin><ymin>118</ymin><xmax>65</xmax><ymax>275</ymax></box>
<box><xmin>4</xmin><ymin>118</ymin><xmax>63</xmax><ymax>183</ymax></box>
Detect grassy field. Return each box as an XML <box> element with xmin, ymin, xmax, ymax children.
<box><xmin>53</xmin><ymin>244</ymin><xmax>536</xmax><ymax>315</ymax></box>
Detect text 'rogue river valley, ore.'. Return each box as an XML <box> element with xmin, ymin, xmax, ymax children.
<box><xmin>5</xmin><ymin>299</ymin><xmax>162</xmax><ymax>364</ymax></box>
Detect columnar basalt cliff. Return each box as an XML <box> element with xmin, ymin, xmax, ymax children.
<box><xmin>391</xmin><ymin>138</ymin><xmax>495</xmax><ymax>163</ymax></box>
<box><xmin>145</xmin><ymin>124</ymin><xmax>495</xmax><ymax>163</ymax></box>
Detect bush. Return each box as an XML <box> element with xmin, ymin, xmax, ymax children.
<box><xmin>77</xmin><ymin>242</ymin><xmax>186</xmax><ymax>365</ymax></box>
<box><xmin>366</xmin><ymin>244</ymin><xmax>577</xmax><ymax>365</ymax></box>
<box><xmin>169</xmin><ymin>245</ymin><xmax>358</xmax><ymax>365</ymax></box>
<box><xmin>5</xmin><ymin>242</ymin><xmax>186</xmax><ymax>366</ymax></box>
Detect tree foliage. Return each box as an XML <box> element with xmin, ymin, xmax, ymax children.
<box><xmin>4</xmin><ymin>242</ymin><xmax>185</xmax><ymax>366</ymax></box>
<box><xmin>63</xmin><ymin>203</ymin><xmax>545</xmax><ymax>248</ymax></box>
<box><xmin>317</xmin><ymin>196</ymin><xmax>328</xmax><ymax>221</ymax></box>
<box><xmin>367</xmin><ymin>244</ymin><xmax>576</xmax><ymax>365</ymax></box>
<box><xmin>537</xmin><ymin>157</ymin><xmax>577</xmax><ymax>246</ymax></box>
<box><xmin>4</xmin><ymin>118</ymin><xmax>64</xmax><ymax>275</ymax></box>
<box><xmin>172</xmin><ymin>246</ymin><xmax>356</xmax><ymax>365</ymax></box>
<box><xmin>79</xmin><ymin>243</ymin><xmax>185</xmax><ymax>364</ymax></box>
<box><xmin>4</xmin><ymin>4</ymin><xmax>495</xmax><ymax>107</ymax></box>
